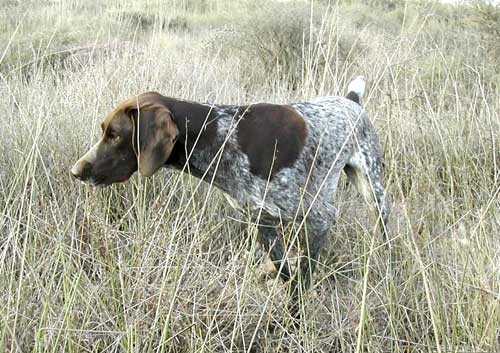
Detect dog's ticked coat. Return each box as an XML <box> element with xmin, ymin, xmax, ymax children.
<box><xmin>71</xmin><ymin>76</ymin><xmax>390</xmax><ymax>315</ymax></box>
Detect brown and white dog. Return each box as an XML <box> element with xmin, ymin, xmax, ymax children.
<box><xmin>71</xmin><ymin>77</ymin><xmax>390</xmax><ymax>316</ymax></box>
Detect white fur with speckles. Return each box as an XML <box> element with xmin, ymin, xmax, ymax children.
<box><xmin>182</xmin><ymin>93</ymin><xmax>389</xmax><ymax>237</ymax></box>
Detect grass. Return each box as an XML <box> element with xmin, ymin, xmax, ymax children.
<box><xmin>0</xmin><ymin>0</ymin><xmax>499</xmax><ymax>352</ymax></box>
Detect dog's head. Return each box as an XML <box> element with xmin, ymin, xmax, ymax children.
<box><xmin>70</xmin><ymin>92</ymin><xmax>178</xmax><ymax>186</ymax></box>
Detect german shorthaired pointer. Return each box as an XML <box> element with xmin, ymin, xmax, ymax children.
<box><xmin>71</xmin><ymin>76</ymin><xmax>390</xmax><ymax>316</ymax></box>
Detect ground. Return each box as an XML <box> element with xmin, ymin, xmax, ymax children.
<box><xmin>0</xmin><ymin>0</ymin><xmax>498</xmax><ymax>352</ymax></box>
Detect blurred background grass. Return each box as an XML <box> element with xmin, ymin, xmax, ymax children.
<box><xmin>0</xmin><ymin>0</ymin><xmax>498</xmax><ymax>352</ymax></box>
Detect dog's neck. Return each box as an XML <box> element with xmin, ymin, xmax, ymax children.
<box><xmin>159</xmin><ymin>97</ymin><xmax>227</xmax><ymax>178</ymax></box>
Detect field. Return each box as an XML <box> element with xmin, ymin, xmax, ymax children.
<box><xmin>0</xmin><ymin>0</ymin><xmax>499</xmax><ymax>352</ymax></box>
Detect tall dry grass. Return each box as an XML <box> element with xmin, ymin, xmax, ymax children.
<box><xmin>0</xmin><ymin>0</ymin><xmax>498</xmax><ymax>352</ymax></box>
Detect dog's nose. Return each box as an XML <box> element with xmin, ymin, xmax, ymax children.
<box><xmin>71</xmin><ymin>160</ymin><xmax>92</xmax><ymax>181</ymax></box>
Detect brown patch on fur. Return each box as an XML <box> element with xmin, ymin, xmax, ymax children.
<box><xmin>154</xmin><ymin>96</ymin><xmax>219</xmax><ymax>153</ymax></box>
<box><xmin>345</xmin><ymin>91</ymin><xmax>360</xmax><ymax>104</ymax></box>
<box><xmin>103</xmin><ymin>92</ymin><xmax>219</xmax><ymax>174</ymax></box>
<box><xmin>71</xmin><ymin>92</ymin><xmax>181</xmax><ymax>185</ymax></box>
<box><xmin>236</xmin><ymin>104</ymin><xmax>308</xmax><ymax>179</ymax></box>
<box><xmin>109</xmin><ymin>92</ymin><xmax>179</xmax><ymax>176</ymax></box>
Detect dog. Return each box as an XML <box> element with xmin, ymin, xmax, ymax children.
<box><xmin>71</xmin><ymin>76</ymin><xmax>390</xmax><ymax>316</ymax></box>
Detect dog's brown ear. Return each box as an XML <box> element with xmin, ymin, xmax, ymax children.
<box><xmin>129</xmin><ymin>102</ymin><xmax>178</xmax><ymax>177</ymax></box>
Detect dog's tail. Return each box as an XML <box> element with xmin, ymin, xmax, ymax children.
<box><xmin>346</xmin><ymin>76</ymin><xmax>366</xmax><ymax>105</ymax></box>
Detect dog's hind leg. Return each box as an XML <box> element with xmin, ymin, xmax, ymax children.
<box><xmin>344</xmin><ymin>149</ymin><xmax>390</xmax><ymax>241</ymax></box>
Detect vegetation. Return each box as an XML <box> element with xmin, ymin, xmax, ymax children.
<box><xmin>0</xmin><ymin>0</ymin><xmax>498</xmax><ymax>352</ymax></box>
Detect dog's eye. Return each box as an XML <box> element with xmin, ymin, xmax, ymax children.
<box><xmin>107</xmin><ymin>131</ymin><xmax>120</xmax><ymax>142</ymax></box>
